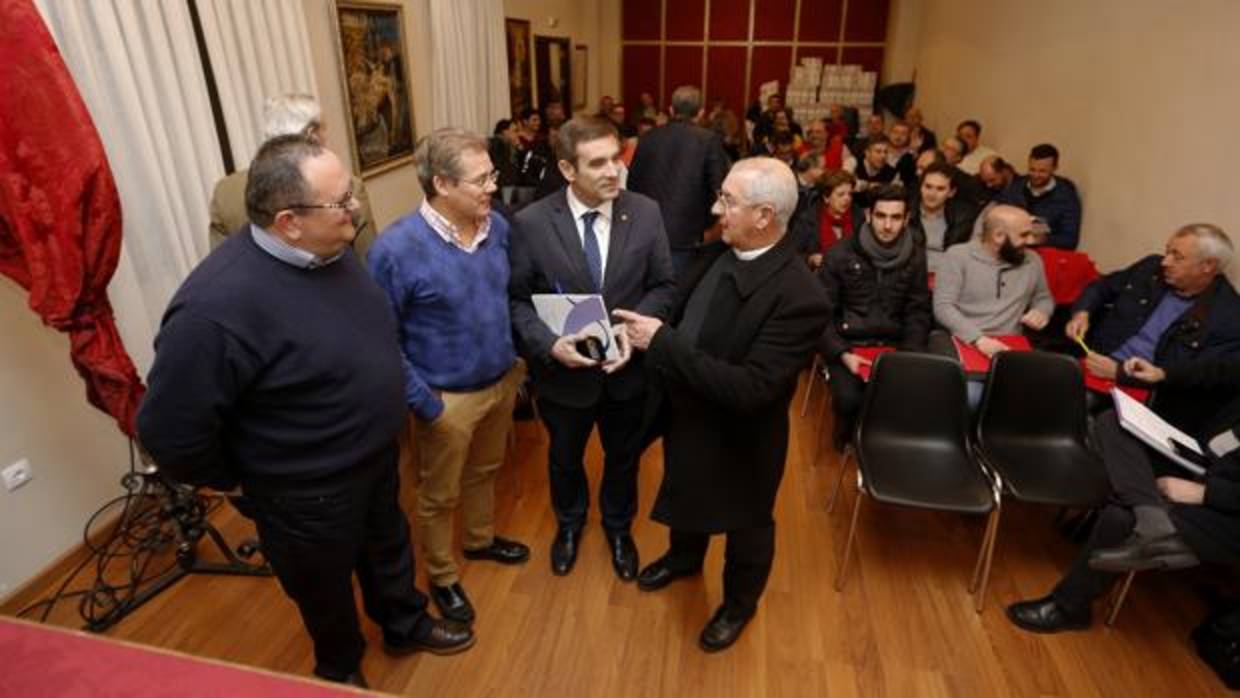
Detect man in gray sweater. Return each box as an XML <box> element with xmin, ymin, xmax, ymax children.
<box><xmin>933</xmin><ymin>204</ymin><xmax>1053</xmax><ymax>357</ymax></box>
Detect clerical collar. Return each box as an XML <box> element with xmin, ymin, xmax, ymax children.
<box><xmin>733</xmin><ymin>243</ymin><xmax>775</xmax><ymax>261</ymax></box>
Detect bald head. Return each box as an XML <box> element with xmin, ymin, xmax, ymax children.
<box><xmin>981</xmin><ymin>204</ymin><xmax>1035</xmax><ymax>261</ymax></box>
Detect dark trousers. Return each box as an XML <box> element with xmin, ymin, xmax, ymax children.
<box><xmin>827</xmin><ymin>359</ymin><xmax>865</xmax><ymax>448</ymax></box>
<box><xmin>1052</xmin><ymin>410</ymin><xmax>1170</xmax><ymax>610</ymax></box>
<box><xmin>232</xmin><ymin>447</ymin><xmax>430</xmax><ymax>681</ymax></box>
<box><xmin>539</xmin><ymin>395</ymin><xmax>645</xmax><ymax>533</ymax></box>
<box><xmin>664</xmin><ymin>526</ymin><xmax>776</xmax><ymax>616</ymax></box>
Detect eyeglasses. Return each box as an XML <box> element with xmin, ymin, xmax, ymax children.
<box><xmin>716</xmin><ymin>190</ymin><xmax>755</xmax><ymax>211</ymax></box>
<box><xmin>288</xmin><ymin>190</ymin><xmax>356</xmax><ymax>214</ymax></box>
<box><xmin>458</xmin><ymin>170</ymin><xmax>500</xmax><ymax>188</ymax></box>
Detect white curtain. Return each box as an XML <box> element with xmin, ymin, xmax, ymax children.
<box><xmin>428</xmin><ymin>0</ymin><xmax>509</xmax><ymax>134</ymax></box>
<box><xmin>34</xmin><ymin>0</ymin><xmax>224</xmax><ymax>373</ymax></box>
<box><xmin>195</xmin><ymin>0</ymin><xmax>318</xmax><ymax>166</ymax></box>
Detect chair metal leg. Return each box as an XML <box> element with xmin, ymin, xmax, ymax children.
<box><xmin>970</xmin><ymin>503</ymin><xmax>1002</xmax><ymax>613</ymax></box>
<box><xmin>834</xmin><ymin>484</ymin><xmax>864</xmax><ymax>592</ymax></box>
<box><xmin>1106</xmin><ymin>571</ymin><xmax>1137</xmax><ymax>627</ymax></box>
<box><xmin>827</xmin><ymin>446</ymin><xmax>852</xmax><ymax>514</ymax></box>
<box><xmin>969</xmin><ymin>505</ymin><xmax>998</xmax><ymax>593</ymax></box>
<box><xmin>800</xmin><ymin>354</ymin><xmax>822</xmax><ymax>417</ymax></box>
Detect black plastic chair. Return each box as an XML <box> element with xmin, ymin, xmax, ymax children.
<box><xmin>834</xmin><ymin>353</ymin><xmax>1001</xmax><ymax>613</ymax></box>
<box><xmin>975</xmin><ymin>351</ymin><xmax>1109</xmax><ymax>507</ymax></box>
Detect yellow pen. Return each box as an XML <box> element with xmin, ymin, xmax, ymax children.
<box><xmin>1073</xmin><ymin>334</ymin><xmax>1093</xmax><ymax>355</ymax></box>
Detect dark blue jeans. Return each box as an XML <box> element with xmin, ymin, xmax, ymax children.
<box><xmin>232</xmin><ymin>447</ymin><xmax>430</xmax><ymax>681</ymax></box>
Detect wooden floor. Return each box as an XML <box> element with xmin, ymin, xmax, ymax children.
<box><xmin>6</xmin><ymin>375</ymin><xmax>1232</xmax><ymax>696</ymax></box>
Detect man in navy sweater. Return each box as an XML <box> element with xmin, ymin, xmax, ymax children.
<box><xmin>137</xmin><ymin>136</ymin><xmax>472</xmax><ymax>687</ymax></box>
<box><xmin>369</xmin><ymin>129</ymin><xmax>530</xmax><ymax>626</ymax></box>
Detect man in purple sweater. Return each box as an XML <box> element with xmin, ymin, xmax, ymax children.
<box><xmin>369</xmin><ymin>129</ymin><xmax>529</xmax><ymax>626</ymax></box>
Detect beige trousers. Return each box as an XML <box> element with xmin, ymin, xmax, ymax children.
<box><xmin>412</xmin><ymin>361</ymin><xmax>525</xmax><ymax>586</ymax></box>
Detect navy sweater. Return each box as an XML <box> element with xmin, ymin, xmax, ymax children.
<box><xmin>997</xmin><ymin>175</ymin><xmax>1083</xmax><ymax>250</ymax></box>
<box><xmin>136</xmin><ymin>233</ymin><xmax>408</xmax><ymax>495</ymax></box>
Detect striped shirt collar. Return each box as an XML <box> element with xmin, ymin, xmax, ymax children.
<box><xmin>419</xmin><ymin>199</ymin><xmax>491</xmax><ymax>253</ymax></box>
<box><xmin>249</xmin><ymin>224</ymin><xmax>343</xmax><ymax>269</ymax></box>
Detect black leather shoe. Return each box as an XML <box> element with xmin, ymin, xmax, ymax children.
<box><xmin>342</xmin><ymin>671</ymin><xmax>369</xmax><ymax>689</ymax></box>
<box><xmin>384</xmin><ymin>617</ymin><xmax>476</xmax><ymax>656</ymax></box>
<box><xmin>463</xmin><ymin>536</ymin><xmax>530</xmax><ymax>564</ymax></box>
<box><xmin>699</xmin><ymin>605</ymin><xmax>753</xmax><ymax>652</ymax></box>
<box><xmin>1089</xmin><ymin>532</ymin><xmax>1199</xmax><ymax>573</ymax></box>
<box><xmin>636</xmin><ymin>555</ymin><xmax>700</xmax><ymax>592</ymax></box>
<box><xmin>1006</xmin><ymin>595</ymin><xmax>1091</xmax><ymax>634</ymax></box>
<box><xmin>607</xmin><ymin>532</ymin><xmax>639</xmax><ymax>581</ymax></box>
<box><xmin>430</xmin><ymin>582</ymin><xmax>475</xmax><ymax>624</ymax></box>
<box><xmin>551</xmin><ymin>528</ymin><xmax>581</xmax><ymax>576</ymax></box>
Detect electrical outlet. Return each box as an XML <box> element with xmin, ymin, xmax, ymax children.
<box><xmin>2</xmin><ymin>459</ymin><xmax>33</xmax><ymax>492</ymax></box>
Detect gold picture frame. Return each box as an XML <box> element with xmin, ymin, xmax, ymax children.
<box><xmin>333</xmin><ymin>1</ymin><xmax>416</xmax><ymax>178</ymax></box>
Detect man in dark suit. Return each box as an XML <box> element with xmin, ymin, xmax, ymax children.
<box><xmin>627</xmin><ymin>84</ymin><xmax>730</xmax><ymax>274</ymax></box>
<box><xmin>615</xmin><ymin>157</ymin><xmax>830</xmax><ymax>652</ymax></box>
<box><xmin>510</xmin><ymin>116</ymin><xmax>677</xmax><ymax>580</ymax></box>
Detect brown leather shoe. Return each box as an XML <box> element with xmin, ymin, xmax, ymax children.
<box><xmin>384</xmin><ymin>618</ymin><xmax>476</xmax><ymax>656</ymax></box>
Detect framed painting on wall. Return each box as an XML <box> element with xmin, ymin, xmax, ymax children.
<box><xmin>505</xmin><ymin>18</ymin><xmax>534</xmax><ymax>117</ymax></box>
<box><xmin>571</xmin><ymin>45</ymin><xmax>588</xmax><ymax>110</ymax></box>
<box><xmin>333</xmin><ymin>1</ymin><xmax>416</xmax><ymax>177</ymax></box>
<box><xmin>534</xmin><ymin>35</ymin><xmax>572</xmax><ymax>116</ymax></box>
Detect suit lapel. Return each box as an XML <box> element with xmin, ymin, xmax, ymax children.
<box><xmin>549</xmin><ymin>191</ymin><xmax>594</xmax><ymax>291</ymax></box>
<box><xmin>602</xmin><ymin>193</ymin><xmax>633</xmax><ymax>293</ymax></box>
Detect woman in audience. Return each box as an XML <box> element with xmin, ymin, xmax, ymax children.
<box><xmin>790</xmin><ymin>170</ymin><xmax>865</xmax><ymax>270</ymax></box>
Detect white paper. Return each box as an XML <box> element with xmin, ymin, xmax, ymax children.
<box><xmin>531</xmin><ymin>294</ymin><xmax>620</xmax><ymax>362</ymax></box>
<box><xmin>1112</xmin><ymin>388</ymin><xmax>1207</xmax><ymax>476</ymax></box>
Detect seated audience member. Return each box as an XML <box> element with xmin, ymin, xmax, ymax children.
<box><xmin>489</xmin><ymin>119</ymin><xmax>523</xmax><ymax>189</ymax></box>
<box><xmin>908</xmin><ymin>163</ymin><xmax>980</xmax><ymax>274</ymax></box>
<box><xmin>886</xmin><ymin>121</ymin><xmax>918</xmax><ymax>186</ymax></box>
<box><xmin>997</xmin><ymin>143</ymin><xmax>1083</xmax><ymax>249</ymax></box>
<box><xmin>956</xmin><ymin>119</ymin><xmax>997</xmax><ymax>175</ymax></box>
<box><xmin>933</xmin><ymin>204</ymin><xmax>1053</xmax><ymax>357</ymax></box>
<box><xmin>208</xmin><ymin>94</ymin><xmax>377</xmax><ymax>259</ymax></box>
<box><xmin>940</xmin><ymin>136</ymin><xmax>966</xmax><ymax>168</ymax></box>
<box><xmin>826</xmin><ymin>103</ymin><xmax>851</xmax><ymax>140</ymax></box>
<box><xmin>850</xmin><ymin>113</ymin><xmax>886</xmax><ymax>161</ymax></box>
<box><xmin>818</xmin><ymin>184</ymin><xmax>931</xmax><ymax>449</ymax></box>
<box><xmin>1066</xmin><ymin>224</ymin><xmax>1240</xmax><ymax>392</ymax></box>
<box><xmin>766</xmin><ymin>131</ymin><xmax>798</xmax><ymax>166</ymax></box>
<box><xmin>596</xmin><ymin>95</ymin><xmax>615</xmax><ymax>118</ymax></box>
<box><xmin>637</xmin><ymin>116</ymin><xmax>657</xmax><ymax>137</ymax></box>
<box><xmin>915</xmin><ymin>147</ymin><xmax>946</xmax><ymax>179</ymax></box>
<box><xmin>544</xmin><ymin>101</ymin><xmax>567</xmax><ymax>130</ymax></box>
<box><xmin>517</xmin><ymin>107</ymin><xmax>543</xmax><ymax>148</ymax></box>
<box><xmin>791</xmin><ymin>170</ymin><xmax>864</xmax><ymax>269</ymax></box>
<box><xmin>793</xmin><ymin>150</ymin><xmax>826</xmax><ymax>203</ymax></box>
<box><xmin>853</xmin><ymin>135</ymin><xmax>898</xmax><ymax>209</ymax></box>
<box><xmin>1007</xmin><ymin>355</ymin><xmax>1240</xmax><ymax>633</ymax></box>
<box><xmin>709</xmin><ymin>108</ymin><xmax>745</xmax><ymax>162</ymax></box>
<box><xmin>978</xmin><ymin>155</ymin><xmax>1015</xmax><ymax>203</ymax></box>
<box><xmin>802</xmin><ymin>117</ymin><xmax>855</xmax><ymax>171</ymax></box>
<box><xmin>639</xmin><ymin>92</ymin><xmax>658</xmax><ymax>121</ymax></box>
<box><xmin>905</xmin><ymin>106</ymin><xmax>937</xmax><ymax>153</ymax></box>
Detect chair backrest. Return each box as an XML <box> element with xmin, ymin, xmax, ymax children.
<box><xmin>857</xmin><ymin>352</ymin><xmax>971</xmax><ymax>454</ymax></box>
<box><xmin>977</xmin><ymin>351</ymin><xmax>1090</xmax><ymax>446</ymax></box>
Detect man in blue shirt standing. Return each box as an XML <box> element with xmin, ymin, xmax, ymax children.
<box><xmin>369</xmin><ymin>128</ymin><xmax>530</xmax><ymax>626</ymax></box>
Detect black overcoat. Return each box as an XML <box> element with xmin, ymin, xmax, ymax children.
<box><xmin>643</xmin><ymin>234</ymin><xmax>830</xmax><ymax>532</ymax></box>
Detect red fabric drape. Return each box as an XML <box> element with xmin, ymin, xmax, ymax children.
<box><xmin>0</xmin><ymin>0</ymin><xmax>145</xmax><ymax>437</ymax></box>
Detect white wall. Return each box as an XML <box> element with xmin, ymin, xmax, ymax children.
<box><xmin>899</xmin><ymin>0</ymin><xmax>1240</xmax><ymax>275</ymax></box>
<box><xmin>0</xmin><ymin>280</ymin><xmax>132</xmax><ymax>598</ymax></box>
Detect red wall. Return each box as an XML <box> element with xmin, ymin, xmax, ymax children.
<box><xmin>621</xmin><ymin>0</ymin><xmax>889</xmax><ymax>116</ymax></box>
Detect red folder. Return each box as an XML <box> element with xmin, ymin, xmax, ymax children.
<box><xmin>951</xmin><ymin>335</ymin><xmax>1033</xmax><ymax>374</ymax></box>
<box><xmin>1080</xmin><ymin>360</ymin><xmax>1150</xmax><ymax>402</ymax></box>
<box><xmin>852</xmin><ymin>346</ymin><xmax>895</xmax><ymax>382</ymax></box>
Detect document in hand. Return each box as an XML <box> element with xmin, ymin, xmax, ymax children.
<box><xmin>532</xmin><ymin>294</ymin><xmax>620</xmax><ymax>362</ymax></box>
<box><xmin>1112</xmin><ymin>388</ymin><xmax>1207</xmax><ymax>477</ymax></box>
